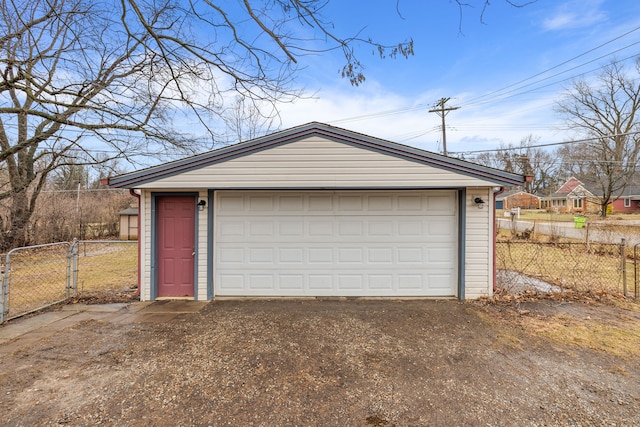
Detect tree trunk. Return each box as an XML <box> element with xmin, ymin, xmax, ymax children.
<box><xmin>5</xmin><ymin>190</ymin><xmax>32</xmax><ymax>250</ymax></box>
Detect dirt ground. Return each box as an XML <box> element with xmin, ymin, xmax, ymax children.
<box><xmin>1</xmin><ymin>297</ymin><xmax>639</xmax><ymax>426</ymax></box>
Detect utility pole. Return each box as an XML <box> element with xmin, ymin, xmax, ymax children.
<box><xmin>429</xmin><ymin>97</ymin><xmax>459</xmax><ymax>156</ymax></box>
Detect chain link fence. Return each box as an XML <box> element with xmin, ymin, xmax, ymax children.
<box><xmin>496</xmin><ymin>240</ymin><xmax>636</xmax><ymax>296</ymax></box>
<box><xmin>1</xmin><ymin>240</ymin><xmax>137</xmax><ymax>322</ymax></box>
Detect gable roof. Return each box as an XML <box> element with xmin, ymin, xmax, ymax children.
<box><xmin>554</xmin><ymin>177</ymin><xmax>584</xmax><ymax>196</ymax></box>
<box><xmin>106</xmin><ymin>122</ymin><xmax>526</xmax><ymax>188</ymax></box>
<box><xmin>495</xmin><ymin>189</ymin><xmax>540</xmax><ymax>201</ymax></box>
<box><xmin>547</xmin><ymin>176</ymin><xmax>596</xmax><ymax>198</ymax></box>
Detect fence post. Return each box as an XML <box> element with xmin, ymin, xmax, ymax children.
<box><xmin>585</xmin><ymin>222</ymin><xmax>590</xmax><ymax>247</ymax></box>
<box><xmin>66</xmin><ymin>242</ymin><xmax>72</xmax><ymax>298</ymax></box>
<box><xmin>621</xmin><ymin>238</ymin><xmax>627</xmax><ymax>297</ymax></box>
<box><xmin>1</xmin><ymin>252</ymin><xmax>9</xmax><ymax>323</ymax></box>
<box><xmin>71</xmin><ymin>239</ymin><xmax>78</xmax><ymax>297</ymax></box>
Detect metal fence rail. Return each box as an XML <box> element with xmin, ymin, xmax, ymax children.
<box><xmin>1</xmin><ymin>240</ymin><xmax>137</xmax><ymax>323</ymax></box>
<box><xmin>2</xmin><ymin>237</ymin><xmax>635</xmax><ymax>322</ymax></box>
<box><xmin>496</xmin><ymin>240</ymin><xmax>634</xmax><ymax>296</ymax></box>
<box><xmin>1</xmin><ymin>242</ymin><xmax>72</xmax><ymax>323</ymax></box>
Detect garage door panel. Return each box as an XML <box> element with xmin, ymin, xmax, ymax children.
<box><xmin>249</xmin><ymin>274</ymin><xmax>274</xmax><ymax>289</ymax></box>
<box><xmin>338</xmin><ymin>275</ymin><xmax>363</xmax><ymax>290</ymax></box>
<box><xmin>248</xmin><ymin>195</ymin><xmax>274</xmax><ymax>211</ymax></box>
<box><xmin>309</xmin><ymin>221</ymin><xmax>333</xmax><ymax>237</ymax></box>
<box><xmin>427</xmin><ymin>274</ymin><xmax>456</xmax><ymax>292</ymax></box>
<box><xmin>279</xmin><ymin>248</ymin><xmax>304</xmax><ymax>263</ymax></box>
<box><xmin>337</xmin><ymin>247</ymin><xmax>363</xmax><ymax>263</ymax></box>
<box><xmin>309</xmin><ymin>274</ymin><xmax>332</xmax><ymax>290</ymax></box>
<box><xmin>277</xmin><ymin>195</ymin><xmax>304</xmax><ymax>211</ymax></box>
<box><xmin>367</xmin><ymin>195</ymin><xmax>393</xmax><ymax>210</ymax></box>
<box><xmin>249</xmin><ymin>248</ymin><xmax>274</xmax><ymax>263</ymax></box>
<box><xmin>398</xmin><ymin>274</ymin><xmax>423</xmax><ymax>290</ymax></box>
<box><xmin>218</xmin><ymin>274</ymin><xmax>243</xmax><ymax>290</ymax></box>
<box><xmin>308</xmin><ymin>195</ymin><xmax>333</xmax><ymax>211</ymax></box>
<box><xmin>368</xmin><ymin>221</ymin><xmax>393</xmax><ymax>236</ymax></box>
<box><xmin>219</xmin><ymin>195</ymin><xmax>244</xmax><ymax>212</ymax></box>
<box><xmin>397</xmin><ymin>195</ymin><xmax>422</xmax><ymax>210</ymax></box>
<box><xmin>308</xmin><ymin>247</ymin><xmax>333</xmax><ymax>263</ymax></box>
<box><xmin>220</xmin><ymin>248</ymin><xmax>244</xmax><ymax>263</ymax></box>
<box><xmin>426</xmin><ymin>194</ymin><xmax>457</xmax><ymax>212</ymax></box>
<box><xmin>338</xmin><ymin>195</ymin><xmax>363</xmax><ymax>210</ymax></box>
<box><xmin>428</xmin><ymin>246</ymin><xmax>455</xmax><ymax>263</ymax></box>
<box><xmin>369</xmin><ymin>275</ymin><xmax>394</xmax><ymax>290</ymax></box>
<box><xmin>397</xmin><ymin>247</ymin><xmax>424</xmax><ymax>263</ymax></box>
<box><xmin>215</xmin><ymin>191</ymin><xmax>457</xmax><ymax>297</ymax></box>
<box><xmin>368</xmin><ymin>247</ymin><xmax>393</xmax><ymax>263</ymax></box>
<box><xmin>280</xmin><ymin>221</ymin><xmax>304</xmax><ymax>236</ymax></box>
<box><xmin>220</xmin><ymin>221</ymin><xmax>244</xmax><ymax>237</ymax></box>
<box><xmin>338</xmin><ymin>221</ymin><xmax>363</xmax><ymax>237</ymax></box>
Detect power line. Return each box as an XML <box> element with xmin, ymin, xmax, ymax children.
<box><xmin>449</xmin><ymin>131</ymin><xmax>640</xmax><ymax>155</ymax></box>
<box><xmin>321</xmin><ymin>26</ymin><xmax>640</xmax><ymax>127</ymax></box>
<box><xmin>465</xmin><ymin>48</ymin><xmax>640</xmax><ymax>108</ymax></box>
<box><xmin>464</xmin><ymin>25</ymin><xmax>640</xmax><ymax>106</ymax></box>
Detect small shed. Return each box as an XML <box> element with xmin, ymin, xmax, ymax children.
<box><xmin>106</xmin><ymin>123</ymin><xmax>526</xmax><ymax>301</ymax></box>
<box><xmin>118</xmin><ymin>207</ymin><xmax>139</xmax><ymax>240</ymax></box>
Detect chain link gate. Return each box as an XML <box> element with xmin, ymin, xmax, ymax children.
<box><xmin>1</xmin><ymin>240</ymin><xmax>137</xmax><ymax>323</ymax></box>
<box><xmin>1</xmin><ymin>242</ymin><xmax>73</xmax><ymax>323</ymax></box>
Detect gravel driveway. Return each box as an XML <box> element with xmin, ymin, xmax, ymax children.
<box><xmin>0</xmin><ymin>299</ymin><xmax>639</xmax><ymax>426</ymax></box>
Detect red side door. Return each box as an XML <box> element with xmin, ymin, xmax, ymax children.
<box><xmin>157</xmin><ymin>195</ymin><xmax>195</xmax><ymax>297</ymax></box>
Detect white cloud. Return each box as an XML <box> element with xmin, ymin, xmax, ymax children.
<box><xmin>273</xmin><ymin>80</ymin><xmax>570</xmax><ymax>157</ymax></box>
<box><xmin>541</xmin><ymin>0</ymin><xmax>607</xmax><ymax>31</ymax></box>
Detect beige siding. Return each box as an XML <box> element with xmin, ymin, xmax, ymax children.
<box><xmin>137</xmin><ymin>137</ymin><xmax>499</xmax><ymax>189</ymax></box>
<box><xmin>196</xmin><ymin>190</ymin><xmax>209</xmax><ymax>301</ymax></box>
<box><xmin>140</xmin><ymin>190</ymin><xmax>151</xmax><ymax>301</ymax></box>
<box><xmin>464</xmin><ymin>188</ymin><xmax>493</xmax><ymax>299</ymax></box>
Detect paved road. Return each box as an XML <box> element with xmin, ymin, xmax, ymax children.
<box><xmin>496</xmin><ymin>218</ymin><xmax>640</xmax><ymax>248</ymax></box>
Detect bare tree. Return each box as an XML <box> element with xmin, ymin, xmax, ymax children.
<box><xmin>0</xmin><ymin>0</ymin><xmax>527</xmax><ymax>249</ymax></box>
<box><xmin>0</xmin><ymin>0</ymin><xmax>417</xmax><ymax>248</ymax></box>
<box><xmin>556</xmin><ymin>58</ymin><xmax>640</xmax><ymax>217</ymax></box>
<box><xmin>221</xmin><ymin>96</ymin><xmax>277</xmax><ymax>144</ymax></box>
<box><xmin>471</xmin><ymin>135</ymin><xmax>557</xmax><ymax>195</ymax></box>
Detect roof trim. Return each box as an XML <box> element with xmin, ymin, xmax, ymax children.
<box><xmin>107</xmin><ymin>122</ymin><xmax>526</xmax><ymax>188</ymax></box>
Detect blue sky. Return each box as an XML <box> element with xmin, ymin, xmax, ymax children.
<box><xmin>269</xmin><ymin>0</ymin><xmax>640</xmax><ymax>156</ymax></box>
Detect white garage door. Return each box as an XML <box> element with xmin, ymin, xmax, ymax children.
<box><xmin>214</xmin><ymin>191</ymin><xmax>457</xmax><ymax>297</ymax></box>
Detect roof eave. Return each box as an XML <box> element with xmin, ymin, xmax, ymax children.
<box><xmin>106</xmin><ymin>122</ymin><xmax>526</xmax><ymax>188</ymax></box>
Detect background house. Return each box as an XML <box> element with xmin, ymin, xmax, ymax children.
<box><xmin>540</xmin><ymin>177</ymin><xmax>595</xmax><ymax>214</ymax></box>
<box><xmin>495</xmin><ymin>190</ymin><xmax>540</xmax><ymax>210</ymax></box>
<box><xmin>106</xmin><ymin>123</ymin><xmax>526</xmax><ymax>301</ymax></box>
<box><xmin>541</xmin><ymin>176</ymin><xmax>640</xmax><ymax>214</ymax></box>
<box><xmin>609</xmin><ymin>184</ymin><xmax>640</xmax><ymax>213</ymax></box>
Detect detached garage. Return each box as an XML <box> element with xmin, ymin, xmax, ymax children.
<box><xmin>106</xmin><ymin>122</ymin><xmax>526</xmax><ymax>301</ymax></box>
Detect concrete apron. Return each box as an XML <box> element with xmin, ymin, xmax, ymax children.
<box><xmin>0</xmin><ymin>300</ymin><xmax>208</xmax><ymax>355</ymax></box>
